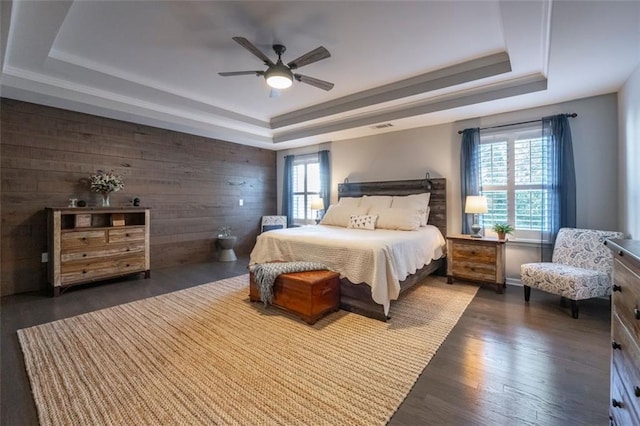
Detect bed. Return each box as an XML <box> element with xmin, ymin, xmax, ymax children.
<box><xmin>250</xmin><ymin>177</ymin><xmax>447</xmax><ymax>321</ymax></box>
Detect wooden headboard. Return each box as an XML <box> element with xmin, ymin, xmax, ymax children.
<box><xmin>337</xmin><ymin>178</ymin><xmax>447</xmax><ymax>238</ymax></box>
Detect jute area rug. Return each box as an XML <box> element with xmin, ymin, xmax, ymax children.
<box><xmin>18</xmin><ymin>274</ymin><xmax>478</xmax><ymax>426</ymax></box>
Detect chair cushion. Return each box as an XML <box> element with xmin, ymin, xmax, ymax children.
<box><xmin>521</xmin><ymin>262</ymin><xmax>611</xmax><ymax>300</ymax></box>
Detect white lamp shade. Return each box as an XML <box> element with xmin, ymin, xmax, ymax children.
<box><xmin>310</xmin><ymin>198</ymin><xmax>325</xmax><ymax>210</ymax></box>
<box><xmin>465</xmin><ymin>195</ymin><xmax>488</xmax><ymax>214</ymax></box>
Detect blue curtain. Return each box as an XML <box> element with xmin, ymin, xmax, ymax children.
<box><xmin>460</xmin><ymin>128</ymin><xmax>481</xmax><ymax>234</ymax></box>
<box><xmin>542</xmin><ymin>114</ymin><xmax>576</xmax><ymax>253</ymax></box>
<box><xmin>318</xmin><ymin>150</ymin><xmax>330</xmax><ymax>216</ymax></box>
<box><xmin>282</xmin><ymin>155</ymin><xmax>294</xmax><ymax>227</ymax></box>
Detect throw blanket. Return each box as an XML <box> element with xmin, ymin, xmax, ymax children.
<box><xmin>252</xmin><ymin>261</ymin><xmax>328</xmax><ymax>305</ymax></box>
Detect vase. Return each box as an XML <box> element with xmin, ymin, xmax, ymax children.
<box><xmin>101</xmin><ymin>192</ymin><xmax>111</xmax><ymax>207</ymax></box>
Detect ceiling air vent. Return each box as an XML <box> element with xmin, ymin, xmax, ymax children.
<box><xmin>371</xmin><ymin>123</ymin><xmax>393</xmax><ymax>129</ymax></box>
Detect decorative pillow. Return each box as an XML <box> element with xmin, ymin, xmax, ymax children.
<box><xmin>337</xmin><ymin>197</ymin><xmax>362</xmax><ymax>208</ymax></box>
<box><xmin>360</xmin><ymin>195</ymin><xmax>393</xmax><ymax>216</ymax></box>
<box><xmin>376</xmin><ymin>208</ymin><xmax>422</xmax><ymax>231</ymax></box>
<box><xmin>320</xmin><ymin>205</ymin><xmax>369</xmax><ymax>227</ymax></box>
<box><xmin>391</xmin><ymin>193</ymin><xmax>431</xmax><ymax>226</ymax></box>
<box><xmin>347</xmin><ymin>214</ymin><xmax>378</xmax><ymax>230</ymax></box>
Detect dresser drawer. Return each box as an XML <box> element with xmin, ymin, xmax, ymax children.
<box><xmin>612</xmin><ymin>313</ymin><xmax>640</xmax><ymax>403</ymax></box>
<box><xmin>108</xmin><ymin>227</ymin><xmax>145</xmax><ymax>243</ymax></box>
<box><xmin>451</xmin><ymin>243</ymin><xmax>497</xmax><ymax>264</ymax></box>
<box><xmin>611</xmin><ymin>362</ymin><xmax>640</xmax><ymax>426</ymax></box>
<box><xmin>60</xmin><ymin>243</ymin><xmax>145</xmax><ymax>263</ymax></box>
<box><xmin>61</xmin><ymin>230</ymin><xmax>107</xmax><ymax>250</ymax></box>
<box><xmin>613</xmin><ymin>259</ymin><xmax>640</xmax><ymax>337</ymax></box>
<box><xmin>60</xmin><ymin>255</ymin><xmax>146</xmax><ymax>285</ymax></box>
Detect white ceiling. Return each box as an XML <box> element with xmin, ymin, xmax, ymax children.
<box><xmin>1</xmin><ymin>1</ymin><xmax>639</xmax><ymax>150</ymax></box>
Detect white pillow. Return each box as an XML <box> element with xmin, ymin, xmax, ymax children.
<box><xmin>376</xmin><ymin>208</ymin><xmax>422</xmax><ymax>231</ymax></box>
<box><xmin>320</xmin><ymin>205</ymin><xmax>369</xmax><ymax>227</ymax></box>
<box><xmin>347</xmin><ymin>214</ymin><xmax>377</xmax><ymax>230</ymax></box>
<box><xmin>360</xmin><ymin>195</ymin><xmax>393</xmax><ymax>216</ymax></box>
<box><xmin>391</xmin><ymin>193</ymin><xmax>431</xmax><ymax>226</ymax></box>
<box><xmin>337</xmin><ymin>197</ymin><xmax>362</xmax><ymax>208</ymax></box>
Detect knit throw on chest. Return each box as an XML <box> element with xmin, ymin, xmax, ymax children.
<box><xmin>252</xmin><ymin>261</ymin><xmax>329</xmax><ymax>305</ymax></box>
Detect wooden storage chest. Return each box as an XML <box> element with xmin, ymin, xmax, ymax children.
<box><xmin>249</xmin><ymin>270</ymin><xmax>340</xmax><ymax>324</ymax></box>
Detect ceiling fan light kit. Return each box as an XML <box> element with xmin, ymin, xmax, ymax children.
<box><xmin>220</xmin><ymin>37</ymin><xmax>333</xmax><ymax>92</ymax></box>
<box><xmin>265</xmin><ymin>66</ymin><xmax>293</xmax><ymax>89</ymax></box>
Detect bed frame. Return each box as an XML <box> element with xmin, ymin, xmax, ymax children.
<box><xmin>337</xmin><ymin>177</ymin><xmax>447</xmax><ymax>321</ymax></box>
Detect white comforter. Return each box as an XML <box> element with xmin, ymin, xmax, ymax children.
<box><xmin>249</xmin><ymin>224</ymin><xmax>446</xmax><ymax>315</ymax></box>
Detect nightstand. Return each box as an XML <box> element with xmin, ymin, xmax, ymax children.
<box><xmin>446</xmin><ymin>235</ymin><xmax>506</xmax><ymax>293</ymax></box>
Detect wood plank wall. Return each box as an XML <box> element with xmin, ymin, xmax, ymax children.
<box><xmin>0</xmin><ymin>99</ymin><xmax>277</xmax><ymax>296</ymax></box>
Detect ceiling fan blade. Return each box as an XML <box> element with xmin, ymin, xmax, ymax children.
<box><xmin>218</xmin><ymin>71</ymin><xmax>264</xmax><ymax>77</ymax></box>
<box><xmin>294</xmin><ymin>74</ymin><xmax>334</xmax><ymax>91</ymax></box>
<box><xmin>287</xmin><ymin>46</ymin><xmax>330</xmax><ymax>70</ymax></box>
<box><xmin>232</xmin><ymin>37</ymin><xmax>275</xmax><ymax>67</ymax></box>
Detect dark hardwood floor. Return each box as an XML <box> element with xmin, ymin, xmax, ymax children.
<box><xmin>1</xmin><ymin>258</ymin><xmax>610</xmax><ymax>425</ymax></box>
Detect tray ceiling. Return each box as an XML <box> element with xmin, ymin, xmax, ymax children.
<box><xmin>1</xmin><ymin>1</ymin><xmax>638</xmax><ymax>149</ymax></box>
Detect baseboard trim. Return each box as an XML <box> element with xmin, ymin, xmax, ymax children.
<box><xmin>506</xmin><ymin>277</ymin><xmax>523</xmax><ymax>287</ymax></box>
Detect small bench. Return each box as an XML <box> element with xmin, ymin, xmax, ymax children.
<box><xmin>249</xmin><ymin>270</ymin><xmax>340</xmax><ymax>324</ymax></box>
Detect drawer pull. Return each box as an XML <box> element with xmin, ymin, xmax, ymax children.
<box><xmin>635</xmin><ymin>307</ymin><xmax>640</xmax><ymax>320</ymax></box>
<box><xmin>612</xmin><ymin>398</ymin><xmax>623</xmax><ymax>408</ymax></box>
<box><xmin>126</xmin><ymin>248</ymin><xmax>130</xmax><ymax>252</ymax></box>
<box><xmin>612</xmin><ymin>341</ymin><xmax>622</xmax><ymax>350</ymax></box>
<box><xmin>613</xmin><ymin>285</ymin><xmax>622</xmax><ymax>292</ymax></box>
<box><xmin>82</xmin><ymin>253</ymin><xmax>87</xmax><ymax>257</ymax></box>
<box><xmin>126</xmin><ymin>264</ymin><xmax>130</xmax><ymax>267</ymax></box>
<box><xmin>322</xmin><ymin>287</ymin><xmax>333</xmax><ymax>295</ymax></box>
<box><xmin>635</xmin><ymin>386</ymin><xmax>640</xmax><ymax>398</ymax></box>
<box><xmin>618</xmin><ymin>250</ymin><xmax>624</xmax><ymax>257</ymax></box>
<box><xmin>82</xmin><ymin>270</ymin><xmax>87</xmax><ymax>274</ymax></box>
<box><xmin>125</xmin><ymin>233</ymin><xmax>130</xmax><ymax>237</ymax></box>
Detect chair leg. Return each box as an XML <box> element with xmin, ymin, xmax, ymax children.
<box><xmin>524</xmin><ymin>285</ymin><xmax>531</xmax><ymax>302</ymax></box>
<box><xmin>570</xmin><ymin>300</ymin><xmax>579</xmax><ymax>319</ymax></box>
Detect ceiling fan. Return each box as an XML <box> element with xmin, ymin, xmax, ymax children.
<box><xmin>219</xmin><ymin>37</ymin><xmax>334</xmax><ymax>92</ymax></box>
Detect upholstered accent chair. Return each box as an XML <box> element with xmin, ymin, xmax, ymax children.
<box><xmin>521</xmin><ymin>227</ymin><xmax>624</xmax><ymax>318</ymax></box>
<box><xmin>261</xmin><ymin>216</ymin><xmax>287</xmax><ymax>233</ymax></box>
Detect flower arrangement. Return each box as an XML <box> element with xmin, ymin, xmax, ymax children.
<box><xmin>89</xmin><ymin>170</ymin><xmax>124</xmax><ymax>194</ymax></box>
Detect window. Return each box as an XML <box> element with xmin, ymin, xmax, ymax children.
<box><xmin>479</xmin><ymin>127</ymin><xmax>549</xmax><ymax>240</ymax></box>
<box><xmin>291</xmin><ymin>155</ymin><xmax>321</xmax><ymax>225</ymax></box>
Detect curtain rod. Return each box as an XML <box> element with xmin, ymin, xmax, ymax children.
<box><xmin>456</xmin><ymin>113</ymin><xmax>577</xmax><ymax>135</ymax></box>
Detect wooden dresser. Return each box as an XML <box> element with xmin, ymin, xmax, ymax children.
<box><xmin>446</xmin><ymin>235</ymin><xmax>506</xmax><ymax>293</ymax></box>
<box><xmin>606</xmin><ymin>238</ymin><xmax>640</xmax><ymax>425</ymax></box>
<box><xmin>46</xmin><ymin>207</ymin><xmax>150</xmax><ymax>296</ymax></box>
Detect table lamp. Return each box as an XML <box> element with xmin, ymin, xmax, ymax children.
<box><xmin>465</xmin><ymin>195</ymin><xmax>488</xmax><ymax>238</ymax></box>
<box><xmin>310</xmin><ymin>198</ymin><xmax>325</xmax><ymax>224</ymax></box>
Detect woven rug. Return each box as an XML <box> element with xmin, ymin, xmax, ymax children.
<box><xmin>18</xmin><ymin>274</ymin><xmax>478</xmax><ymax>426</ymax></box>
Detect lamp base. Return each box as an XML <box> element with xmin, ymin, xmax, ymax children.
<box><xmin>470</xmin><ymin>223</ymin><xmax>482</xmax><ymax>238</ymax></box>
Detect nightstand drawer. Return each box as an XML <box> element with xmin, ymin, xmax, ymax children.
<box><xmin>451</xmin><ymin>243</ymin><xmax>496</xmax><ymax>264</ymax></box>
<box><xmin>452</xmin><ymin>262</ymin><xmax>496</xmax><ymax>282</ymax></box>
